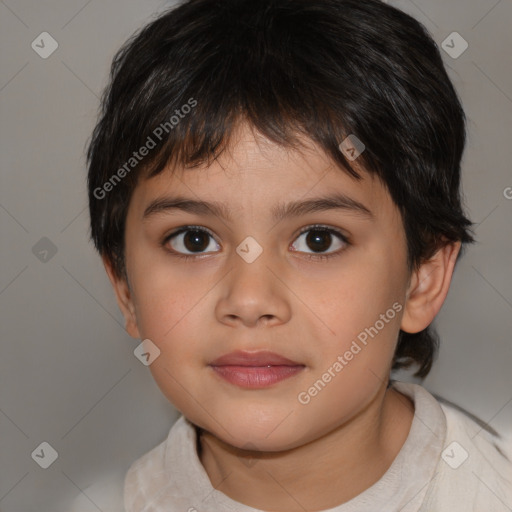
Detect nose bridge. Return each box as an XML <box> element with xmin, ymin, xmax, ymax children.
<box><xmin>230</xmin><ymin>235</ymin><xmax>276</xmax><ymax>298</ymax></box>
<box><xmin>215</xmin><ymin>236</ymin><xmax>290</xmax><ymax>326</ymax></box>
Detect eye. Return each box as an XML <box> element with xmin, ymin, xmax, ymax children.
<box><xmin>290</xmin><ymin>225</ymin><xmax>349</xmax><ymax>261</ymax></box>
<box><xmin>162</xmin><ymin>224</ymin><xmax>350</xmax><ymax>262</ymax></box>
<box><xmin>163</xmin><ymin>226</ymin><xmax>220</xmax><ymax>259</ymax></box>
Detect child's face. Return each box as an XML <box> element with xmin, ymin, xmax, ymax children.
<box><xmin>118</xmin><ymin>123</ymin><xmax>413</xmax><ymax>451</ymax></box>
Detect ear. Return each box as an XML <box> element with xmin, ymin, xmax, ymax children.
<box><xmin>102</xmin><ymin>256</ymin><xmax>141</xmax><ymax>339</ymax></box>
<box><xmin>401</xmin><ymin>241</ymin><xmax>461</xmax><ymax>334</ymax></box>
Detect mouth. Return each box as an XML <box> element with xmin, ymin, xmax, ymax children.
<box><xmin>209</xmin><ymin>350</ymin><xmax>305</xmax><ymax>389</ymax></box>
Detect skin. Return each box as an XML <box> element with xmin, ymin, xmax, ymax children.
<box><xmin>105</xmin><ymin>122</ymin><xmax>461</xmax><ymax>511</ymax></box>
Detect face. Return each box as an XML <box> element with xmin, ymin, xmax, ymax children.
<box><xmin>118</xmin><ymin>123</ymin><xmax>413</xmax><ymax>451</ymax></box>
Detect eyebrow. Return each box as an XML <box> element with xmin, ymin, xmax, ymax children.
<box><xmin>142</xmin><ymin>193</ymin><xmax>374</xmax><ymax>223</ymax></box>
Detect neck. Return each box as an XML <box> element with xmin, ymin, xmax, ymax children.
<box><xmin>197</xmin><ymin>384</ymin><xmax>415</xmax><ymax>511</ymax></box>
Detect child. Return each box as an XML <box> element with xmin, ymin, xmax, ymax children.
<box><xmin>86</xmin><ymin>0</ymin><xmax>512</xmax><ymax>510</ymax></box>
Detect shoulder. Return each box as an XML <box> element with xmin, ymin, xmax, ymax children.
<box><xmin>123</xmin><ymin>432</ymin><xmax>171</xmax><ymax>511</ymax></box>
<box><xmin>422</xmin><ymin>399</ymin><xmax>512</xmax><ymax>511</ymax></box>
<box><xmin>66</xmin><ymin>419</ymin><xmax>187</xmax><ymax>512</ymax></box>
<box><xmin>441</xmin><ymin>400</ymin><xmax>512</xmax><ymax>478</ymax></box>
<box><xmin>124</xmin><ymin>415</ymin><xmax>194</xmax><ymax>512</ymax></box>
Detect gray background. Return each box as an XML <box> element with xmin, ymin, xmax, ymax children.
<box><xmin>1</xmin><ymin>0</ymin><xmax>511</xmax><ymax>511</ymax></box>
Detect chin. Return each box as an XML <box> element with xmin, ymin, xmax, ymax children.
<box><xmin>195</xmin><ymin>409</ymin><xmax>309</xmax><ymax>453</ymax></box>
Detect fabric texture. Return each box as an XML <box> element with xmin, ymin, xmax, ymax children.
<box><xmin>121</xmin><ymin>381</ymin><xmax>512</xmax><ymax>512</ymax></box>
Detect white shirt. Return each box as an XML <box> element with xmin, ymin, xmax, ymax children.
<box><xmin>71</xmin><ymin>381</ymin><xmax>512</xmax><ymax>511</ymax></box>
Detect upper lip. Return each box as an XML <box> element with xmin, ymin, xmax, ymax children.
<box><xmin>209</xmin><ymin>350</ymin><xmax>303</xmax><ymax>367</ymax></box>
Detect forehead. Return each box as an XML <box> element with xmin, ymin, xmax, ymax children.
<box><xmin>130</xmin><ymin>123</ymin><xmax>399</xmax><ymax>226</ymax></box>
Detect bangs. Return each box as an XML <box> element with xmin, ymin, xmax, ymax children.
<box><xmin>119</xmin><ymin>28</ymin><xmax>371</xmax><ymax>183</ymax></box>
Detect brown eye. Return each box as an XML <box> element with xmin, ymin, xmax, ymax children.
<box><xmin>305</xmin><ymin>229</ymin><xmax>332</xmax><ymax>252</ymax></box>
<box><xmin>291</xmin><ymin>226</ymin><xmax>349</xmax><ymax>260</ymax></box>
<box><xmin>182</xmin><ymin>230</ymin><xmax>210</xmax><ymax>252</ymax></box>
<box><xmin>164</xmin><ymin>227</ymin><xmax>220</xmax><ymax>257</ymax></box>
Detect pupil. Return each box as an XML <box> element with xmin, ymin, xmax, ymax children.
<box><xmin>307</xmin><ymin>229</ymin><xmax>331</xmax><ymax>252</ymax></box>
<box><xmin>184</xmin><ymin>230</ymin><xmax>209</xmax><ymax>252</ymax></box>
<box><xmin>182</xmin><ymin>229</ymin><xmax>332</xmax><ymax>254</ymax></box>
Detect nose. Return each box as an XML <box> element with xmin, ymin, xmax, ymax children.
<box><xmin>214</xmin><ymin>246</ymin><xmax>292</xmax><ymax>328</ymax></box>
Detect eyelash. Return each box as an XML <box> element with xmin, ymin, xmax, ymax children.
<box><xmin>161</xmin><ymin>224</ymin><xmax>351</xmax><ymax>262</ymax></box>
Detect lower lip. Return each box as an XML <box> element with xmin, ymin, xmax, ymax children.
<box><xmin>210</xmin><ymin>365</ymin><xmax>304</xmax><ymax>388</ymax></box>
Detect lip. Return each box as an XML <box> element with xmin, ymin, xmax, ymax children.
<box><xmin>209</xmin><ymin>350</ymin><xmax>305</xmax><ymax>389</ymax></box>
<box><xmin>210</xmin><ymin>350</ymin><xmax>302</xmax><ymax>367</ymax></box>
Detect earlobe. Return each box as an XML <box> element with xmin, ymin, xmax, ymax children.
<box><xmin>401</xmin><ymin>241</ymin><xmax>461</xmax><ymax>334</ymax></box>
<box><xmin>102</xmin><ymin>256</ymin><xmax>141</xmax><ymax>339</ymax></box>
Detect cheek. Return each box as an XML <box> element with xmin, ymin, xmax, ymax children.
<box><xmin>304</xmin><ymin>257</ymin><xmax>403</xmax><ymax>360</ymax></box>
<box><xmin>128</xmin><ymin>258</ymin><xmax>202</xmax><ymax>343</ymax></box>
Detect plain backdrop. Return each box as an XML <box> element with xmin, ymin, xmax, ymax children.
<box><xmin>1</xmin><ymin>0</ymin><xmax>511</xmax><ymax>510</ymax></box>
